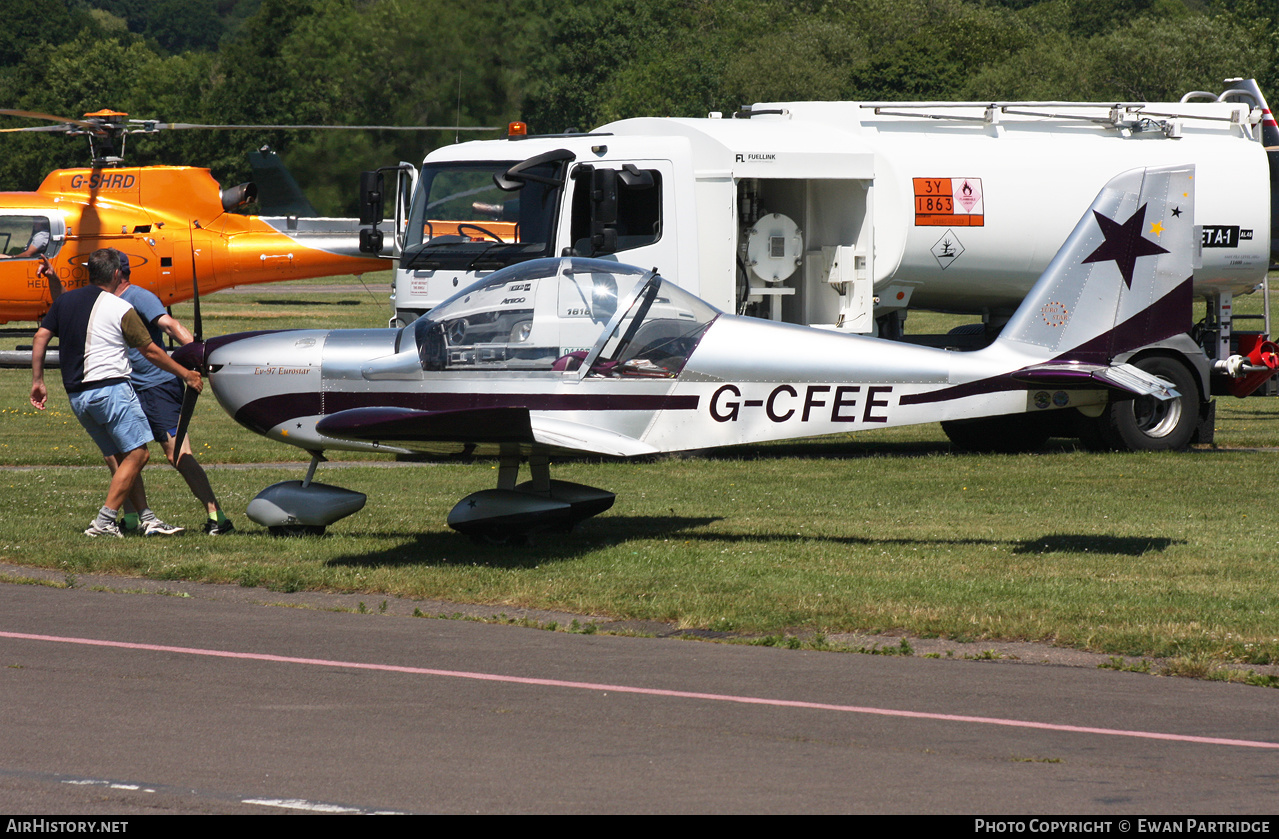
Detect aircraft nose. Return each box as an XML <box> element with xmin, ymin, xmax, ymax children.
<box><xmin>206</xmin><ymin>329</ymin><xmax>327</xmax><ymax>437</ymax></box>
<box><xmin>202</xmin><ymin>330</ymin><xmax>289</xmax><ymax>368</ymax></box>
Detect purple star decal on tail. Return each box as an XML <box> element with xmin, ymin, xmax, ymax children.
<box><xmin>1081</xmin><ymin>204</ymin><xmax>1169</xmax><ymax>288</ymax></box>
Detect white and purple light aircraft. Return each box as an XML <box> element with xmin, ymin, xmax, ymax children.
<box><xmin>179</xmin><ymin>165</ymin><xmax>1195</xmax><ymax>539</ymax></box>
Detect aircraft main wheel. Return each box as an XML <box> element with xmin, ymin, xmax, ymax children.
<box><xmin>1097</xmin><ymin>356</ymin><xmax>1197</xmax><ymax>452</ymax></box>
<box><xmin>942</xmin><ymin>414</ymin><xmax>1051</xmax><ymax>453</ymax></box>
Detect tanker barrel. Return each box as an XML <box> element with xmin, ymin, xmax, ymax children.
<box><xmin>1270</xmin><ymin>149</ymin><xmax>1279</xmax><ymax>267</ymax></box>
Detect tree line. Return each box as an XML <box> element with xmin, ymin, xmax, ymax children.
<box><xmin>1</xmin><ymin>0</ymin><xmax>1274</xmax><ymax>216</ymax></box>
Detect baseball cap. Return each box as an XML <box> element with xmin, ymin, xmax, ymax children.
<box><xmin>111</xmin><ymin>248</ymin><xmax>130</xmax><ymax>278</ymax></box>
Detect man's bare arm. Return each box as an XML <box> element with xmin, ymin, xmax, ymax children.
<box><xmin>39</xmin><ymin>256</ymin><xmax>61</xmax><ymax>300</ymax></box>
<box><xmin>30</xmin><ymin>327</ymin><xmax>52</xmax><ymax>409</ymax></box>
<box><xmin>155</xmin><ymin>313</ymin><xmax>194</xmax><ymax>346</ymax></box>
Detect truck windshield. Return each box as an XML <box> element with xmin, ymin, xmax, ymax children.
<box><xmin>401</xmin><ymin>159</ymin><xmax>564</xmax><ymax>271</ymax></box>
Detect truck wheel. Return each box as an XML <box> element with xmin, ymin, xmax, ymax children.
<box><xmin>1075</xmin><ymin>413</ymin><xmax>1112</xmax><ymax>452</ymax></box>
<box><xmin>942</xmin><ymin>414</ymin><xmax>1050</xmax><ymax>453</ymax></box>
<box><xmin>1098</xmin><ymin>356</ymin><xmax>1197</xmax><ymax>452</ymax></box>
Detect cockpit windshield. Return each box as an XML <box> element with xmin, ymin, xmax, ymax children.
<box><xmin>413</xmin><ymin>258</ymin><xmax>719</xmax><ymax>377</ymax></box>
<box><xmin>400</xmin><ymin>157</ymin><xmax>565</xmax><ymax>271</ymax></box>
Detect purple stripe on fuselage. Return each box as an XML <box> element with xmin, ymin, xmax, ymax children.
<box><xmin>234</xmin><ymin>390</ymin><xmax>700</xmax><ymax>434</ymax></box>
<box><xmin>317</xmin><ymin>406</ymin><xmax>535</xmax><ymax>443</ymax></box>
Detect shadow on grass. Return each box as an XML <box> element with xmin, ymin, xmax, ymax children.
<box><xmin>642</xmin><ymin>529</ymin><xmax>1178</xmax><ymax>557</ymax></box>
<box><xmin>325</xmin><ymin>517</ymin><xmax>1179</xmax><ymax>569</ymax></box>
<box><xmin>1009</xmin><ymin>534</ymin><xmax>1179</xmax><ymax>556</ymax></box>
<box><xmin>325</xmin><ymin>515</ymin><xmax>725</xmax><ymax>568</ymax></box>
<box><xmin>253</xmin><ymin>299</ymin><xmax>363</xmax><ymax>307</ymax></box>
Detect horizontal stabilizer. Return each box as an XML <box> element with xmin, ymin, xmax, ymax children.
<box><xmin>1013</xmin><ymin>362</ymin><xmax>1178</xmax><ymax>400</ymax></box>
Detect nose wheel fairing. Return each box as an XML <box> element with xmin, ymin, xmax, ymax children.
<box><xmin>244</xmin><ymin>454</ymin><xmax>367</xmax><ymax>536</ymax></box>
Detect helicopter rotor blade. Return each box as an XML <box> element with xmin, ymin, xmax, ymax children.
<box><xmin>0</xmin><ymin>124</ymin><xmax>83</xmax><ymax>134</ymax></box>
<box><xmin>146</xmin><ymin>122</ymin><xmax>501</xmax><ymax>132</ymax></box>
<box><xmin>0</xmin><ymin>109</ymin><xmax>100</xmax><ymax>130</ymax></box>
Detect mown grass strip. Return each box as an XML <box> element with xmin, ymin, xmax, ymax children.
<box><xmin>2</xmin><ymin>274</ymin><xmax>1278</xmax><ymax>668</ymax></box>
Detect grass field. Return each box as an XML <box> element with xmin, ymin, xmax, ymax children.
<box><xmin>3</xmin><ymin>274</ymin><xmax>1279</xmax><ymax>676</ymax></box>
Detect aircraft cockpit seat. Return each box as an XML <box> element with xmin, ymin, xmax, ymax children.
<box><xmin>553</xmin><ymin>351</ymin><xmax>588</xmax><ymax>372</ymax></box>
<box><xmin>614</xmin><ymin>319</ymin><xmax>707</xmax><ymax>374</ymax></box>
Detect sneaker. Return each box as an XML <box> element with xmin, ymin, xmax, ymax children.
<box><xmin>203</xmin><ymin>518</ymin><xmax>235</xmax><ymax>536</ymax></box>
<box><xmin>141</xmin><ymin>518</ymin><xmax>184</xmax><ymax>537</ymax></box>
<box><xmin>84</xmin><ymin>519</ymin><xmax>123</xmax><ymax>538</ymax></box>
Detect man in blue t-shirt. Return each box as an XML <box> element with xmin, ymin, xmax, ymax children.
<box><xmin>113</xmin><ymin>251</ymin><xmax>234</xmax><ymax>535</ymax></box>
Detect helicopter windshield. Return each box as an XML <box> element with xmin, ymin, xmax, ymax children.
<box><xmin>0</xmin><ymin>213</ymin><xmax>60</xmax><ymax>259</ymax></box>
<box><xmin>400</xmin><ymin>158</ymin><xmax>565</xmax><ymax>271</ymax></box>
<box><xmin>413</xmin><ymin>258</ymin><xmax>718</xmax><ymax>376</ymax></box>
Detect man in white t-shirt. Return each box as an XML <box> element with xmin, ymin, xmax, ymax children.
<box><xmin>30</xmin><ymin>249</ymin><xmax>203</xmax><ymax>537</ymax></box>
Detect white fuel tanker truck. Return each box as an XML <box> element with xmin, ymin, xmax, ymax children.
<box><xmin>359</xmin><ymin>78</ymin><xmax>1279</xmax><ymax>452</ymax></box>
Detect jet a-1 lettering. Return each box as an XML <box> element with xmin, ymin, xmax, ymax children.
<box><xmin>180</xmin><ymin>165</ymin><xmax>1199</xmax><ymax>540</ymax></box>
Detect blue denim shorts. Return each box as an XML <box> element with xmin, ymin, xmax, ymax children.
<box><xmin>69</xmin><ymin>382</ymin><xmax>153</xmax><ymax>457</ymax></box>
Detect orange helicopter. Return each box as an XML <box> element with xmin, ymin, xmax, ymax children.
<box><xmin>0</xmin><ymin>109</ymin><xmax>493</xmax><ymax>325</ymax></box>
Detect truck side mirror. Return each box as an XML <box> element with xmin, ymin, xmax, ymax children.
<box><xmin>590</xmin><ymin>168</ymin><xmax>618</xmax><ymax>255</ymax></box>
<box><xmin>359</xmin><ymin>170</ymin><xmax>385</xmax><ymax>254</ymax></box>
<box><xmin>359</xmin><ymin>228</ymin><xmax>384</xmax><ymax>254</ymax></box>
<box><xmin>359</xmin><ymin>171</ymin><xmax>384</xmax><ymax>225</ymax></box>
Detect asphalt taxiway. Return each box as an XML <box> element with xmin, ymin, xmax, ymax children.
<box><xmin>1</xmin><ymin>570</ymin><xmax>1276</xmax><ymax>814</ymax></box>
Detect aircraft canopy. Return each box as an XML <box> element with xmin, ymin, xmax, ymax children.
<box><xmin>413</xmin><ymin>257</ymin><xmax>719</xmax><ymax>377</ymax></box>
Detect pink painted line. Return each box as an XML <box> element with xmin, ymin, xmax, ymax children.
<box><xmin>4</xmin><ymin>629</ymin><xmax>1276</xmax><ymax>750</ymax></box>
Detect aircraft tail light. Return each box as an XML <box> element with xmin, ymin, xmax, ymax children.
<box><xmin>508</xmin><ymin>121</ymin><xmax>528</xmax><ymax>137</ymax></box>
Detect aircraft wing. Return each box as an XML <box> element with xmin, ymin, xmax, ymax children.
<box><xmin>525</xmin><ymin>416</ymin><xmax>659</xmax><ymax>457</ymax></box>
<box><xmin>1011</xmin><ymin>362</ymin><xmax>1179</xmax><ymax>400</ymax></box>
<box><xmin>314</xmin><ymin>406</ymin><xmax>658</xmax><ymax>457</ymax></box>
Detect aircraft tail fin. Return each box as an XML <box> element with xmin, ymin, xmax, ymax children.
<box><xmin>248</xmin><ymin>147</ymin><xmax>320</xmax><ymax>217</ymax></box>
<box><xmin>995</xmin><ymin>164</ymin><xmax>1196</xmax><ymax>364</ymax></box>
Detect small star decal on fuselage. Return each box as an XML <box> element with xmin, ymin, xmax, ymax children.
<box><xmin>1170</xmin><ymin>206</ymin><xmax>1182</xmax><ymax>217</ymax></box>
<box><xmin>1081</xmin><ymin>203</ymin><xmax>1169</xmax><ymax>288</ymax></box>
